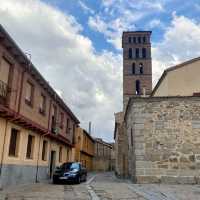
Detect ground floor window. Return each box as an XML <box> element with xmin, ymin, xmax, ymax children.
<box><xmin>26</xmin><ymin>134</ymin><xmax>35</xmax><ymax>159</ymax></box>
<box><xmin>59</xmin><ymin>146</ymin><xmax>63</xmax><ymax>163</ymax></box>
<box><xmin>9</xmin><ymin>128</ymin><xmax>20</xmax><ymax>157</ymax></box>
<box><xmin>42</xmin><ymin>140</ymin><xmax>48</xmax><ymax>161</ymax></box>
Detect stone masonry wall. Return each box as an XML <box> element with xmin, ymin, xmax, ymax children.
<box><xmin>126</xmin><ymin>97</ymin><xmax>200</xmax><ymax>184</ymax></box>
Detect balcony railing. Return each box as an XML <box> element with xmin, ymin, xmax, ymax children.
<box><xmin>51</xmin><ymin>119</ymin><xmax>60</xmax><ymax>134</ymax></box>
<box><xmin>0</xmin><ymin>80</ymin><xmax>8</xmax><ymax>104</ymax></box>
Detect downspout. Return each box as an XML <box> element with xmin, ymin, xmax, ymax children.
<box><xmin>18</xmin><ymin>53</ymin><xmax>31</xmax><ymax>113</ymax></box>
<box><xmin>47</xmin><ymin>100</ymin><xmax>52</xmax><ymax>131</ymax></box>
<box><xmin>0</xmin><ymin>120</ymin><xmax>8</xmax><ymax>189</ymax></box>
<box><xmin>35</xmin><ymin>132</ymin><xmax>49</xmax><ymax>183</ymax></box>
<box><xmin>17</xmin><ymin>68</ymin><xmax>26</xmax><ymax>113</ymax></box>
<box><xmin>36</xmin><ymin>99</ymin><xmax>52</xmax><ymax>182</ymax></box>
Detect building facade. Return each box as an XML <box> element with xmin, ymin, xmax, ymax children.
<box><xmin>152</xmin><ymin>57</ymin><xmax>200</xmax><ymax>97</ymax></box>
<box><xmin>125</xmin><ymin>96</ymin><xmax>200</xmax><ymax>184</ymax></box>
<box><xmin>115</xmin><ymin>29</ymin><xmax>200</xmax><ymax>184</ymax></box>
<box><xmin>122</xmin><ymin>31</ymin><xmax>152</xmax><ymax>108</ymax></box>
<box><xmin>110</xmin><ymin>143</ymin><xmax>115</xmax><ymax>171</ymax></box>
<box><xmin>114</xmin><ymin>31</ymin><xmax>153</xmax><ymax>178</ymax></box>
<box><xmin>114</xmin><ymin>112</ymin><xmax>128</xmax><ymax>178</ymax></box>
<box><xmin>0</xmin><ymin>25</ymin><xmax>79</xmax><ymax>188</ymax></box>
<box><xmin>72</xmin><ymin>127</ymin><xmax>94</xmax><ymax>171</ymax></box>
<box><xmin>93</xmin><ymin>138</ymin><xmax>112</xmax><ymax>171</ymax></box>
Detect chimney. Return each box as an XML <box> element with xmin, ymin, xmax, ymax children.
<box><xmin>88</xmin><ymin>121</ymin><xmax>91</xmax><ymax>135</ymax></box>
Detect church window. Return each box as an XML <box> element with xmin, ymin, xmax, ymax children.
<box><xmin>128</xmin><ymin>48</ymin><xmax>132</xmax><ymax>59</ymax></box>
<box><xmin>143</xmin><ymin>36</ymin><xmax>146</xmax><ymax>43</ymax></box>
<box><xmin>131</xmin><ymin>128</ymin><xmax>133</xmax><ymax>146</ymax></box>
<box><xmin>142</xmin><ymin>48</ymin><xmax>146</xmax><ymax>58</ymax></box>
<box><xmin>135</xmin><ymin>80</ymin><xmax>140</xmax><ymax>95</ymax></box>
<box><xmin>135</xmin><ymin>48</ymin><xmax>139</xmax><ymax>58</ymax></box>
<box><xmin>139</xmin><ymin>63</ymin><xmax>143</xmax><ymax>74</ymax></box>
<box><xmin>132</xmin><ymin>63</ymin><xmax>135</xmax><ymax>74</ymax></box>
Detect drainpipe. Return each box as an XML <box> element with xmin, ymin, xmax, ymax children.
<box><xmin>0</xmin><ymin>120</ymin><xmax>8</xmax><ymax>189</ymax></box>
<box><xmin>35</xmin><ymin>132</ymin><xmax>49</xmax><ymax>183</ymax></box>
<box><xmin>18</xmin><ymin>53</ymin><xmax>31</xmax><ymax>113</ymax></box>
<box><xmin>35</xmin><ymin>99</ymin><xmax>51</xmax><ymax>183</ymax></box>
<box><xmin>47</xmin><ymin>100</ymin><xmax>52</xmax><ymax>131</ymax></box>
<box><xmin>17</xmin><ymin>68</ymin><xmax>26</xmax><ymax>113</ymax></box>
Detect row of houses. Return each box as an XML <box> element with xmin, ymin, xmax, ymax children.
<box><xmin>0</xmin><ymin>25</ymin><xmax>113</xmax><ymax>188</ymax></box>
<box><xmin>72</xmin><ymin>128</ymin><xmax>115</xmax><ymax>172</ymax></box>
<box><xmin>115</xmin><ymin>30</ymin><xmax>200</xmax><ymax>184</ymax></box>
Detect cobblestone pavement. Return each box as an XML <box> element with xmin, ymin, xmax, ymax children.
<box><xmin>0</xmin><ymin>172</ymin><xmax>200</xmax><ymax>200</ymax></box>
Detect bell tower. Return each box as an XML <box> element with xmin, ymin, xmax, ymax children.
<box><xmin>122</xmin><ymin>31</ymin><xmax>152</xmax><ymax>108</ymax></box>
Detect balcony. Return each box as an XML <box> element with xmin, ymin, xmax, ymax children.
<box><xmin>51</xmin><ymin>119</ymin><xmax>60</xmax><ymax>135</ymax></box>
<box><xmin>0</xmin><ymin>80</ymin><xmax>9</xmax><ymax>105</ymax></box>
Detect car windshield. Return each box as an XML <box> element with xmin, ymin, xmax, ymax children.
<box><xmin>61</xmin><ymin>163</ymin><xmax>80</xmax><ymax>171</ymax></box>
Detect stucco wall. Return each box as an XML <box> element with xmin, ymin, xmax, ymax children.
<box><xmin>93</xmin><ymin>139</ymin><xmax>112</xmax><ymax>172</ymax></box>
<box><xmin>80</xmin><ymin>153</ymin><xmax>93</xmax><ymax>171</ymax></box>
<box><xmin>93</xmin><ymin>158</ymin><xmax>111</xmax><ymax>171</ymax></box>
<box><xmin>154</xmin><ymin>59</ymin><xmax>200</xmax><ymax>96</ymax></box>
<box><xmin>126</xmin><ymin>97</ymin><xmax>200</xmax><ymax>184</ymax></box>
<box><xmin>0</xmin><ymin>119</ymin><xmax>72</xmax><ymax>187</ymax></box>
<box><xmin>0</xmin><ymin>118</ymin><xmax>6</xmax><ymax>164</ymax></box>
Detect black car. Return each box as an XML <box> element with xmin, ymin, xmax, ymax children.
<box><xmin>53</xmin><ymin>162</ymin><xmax>87</xmax><ymax>184</ymax></box>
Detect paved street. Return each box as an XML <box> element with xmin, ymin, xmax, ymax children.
<box><xmin>0</xmin><ymin>172</ymin><xmax>200</xmax><ymax>200</ymax></box>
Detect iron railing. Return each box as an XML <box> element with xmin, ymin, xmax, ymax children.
<box><xmin>51</xmin><ymin>119</ymin><xmax>60</xmax><ymax>134</ymax></box>
<box><xmin>0</xmin><ymin>80</ymin><xmax>8</xmax><ymax>102</ymax></box>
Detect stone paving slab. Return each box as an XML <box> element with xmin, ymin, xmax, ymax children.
<box><xmin>0</xmin><ymin>172</ymin><xmax>200</xmax><ymax>200</ymax></box>
<box><xmin>91</xmin><ymin>182</ymin><xmax>146</xmax><ymax>200</ymax></box>
<box><xmin>0</xmin><ymin>182</ymin><xmax>90</xmax><ymax>200</ymax></box>
<box><xmin>130</xmin><ymin>184</ymin><xmax>200</xmax><ymax>200</ymax></box>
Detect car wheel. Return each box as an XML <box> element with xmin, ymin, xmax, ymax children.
<box><xmin>76</xmin><ymin>176</ymin><xmax>81</xmax><ymax>184</ymax></box>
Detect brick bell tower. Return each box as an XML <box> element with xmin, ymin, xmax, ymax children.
<box><xmin>122</xmin><ymin>31</ymin><xmax>152</xmax><ymax>109</ymax></box>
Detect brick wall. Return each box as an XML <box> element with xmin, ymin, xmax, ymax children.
<box><xmin>122</xmin><ymin>31</ymin><xmax>152</xmax><ymax>110</ymax></box>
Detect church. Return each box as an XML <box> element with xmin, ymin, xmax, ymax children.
<box><xmin>114</xmin><ymin>31</ymin><xmax>200</xmax><ymax>184</ymax></box>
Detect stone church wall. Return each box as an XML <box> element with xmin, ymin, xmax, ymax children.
<box><xmin>114</xmin><ymin>112</ymin><xmax>129</xmax><ymax>178</ymax></box>
<box><xmin>126</xmin><ymin>96</ymin><xmax>200</xmax><ymax>184</ymax></box>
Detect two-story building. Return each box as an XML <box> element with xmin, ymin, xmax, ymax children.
<box><xmin>72</xmin><ymin>127</ymin><xmax>94</xmax><ymax>171</ymax></box>
<box><xmin>0</xmin><ymin>25</ymin><xmax>79</xmax><ymax>187</ymax></box>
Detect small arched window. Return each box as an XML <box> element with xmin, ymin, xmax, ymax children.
<box><xmin>142</xmin><ymin>48</ymin><xmax>146</xmax><ymax>58</ymax></box>
<box><xmin>132</xmin><ymin>63</ymin><xmax>135</xmax><ymax>74</ymax></box>
<box><xmin>135</xmin><ymin>48</ymin><xmax>139</xmax><ymax>58</ymax></box>
<box><xmin>143</xmin><ymin>37</ymin><xmax>146</xmax><ymax>43</ymax></box>
<box><xmin>138</xmin><ymin>37</ymin><xmax>141</xmax><ymax>43</ymax></box>
<box><xmin>128</xmin><ymin>37</ymin><xmax>131</xmax><ymax>43</ymax></box>
<box><xmin>135</xmin><ymin>80</ymin><xmax>140</xmax><ymax>95</ymax></box>
<box><xmin>139</xmin><ymin>63</ymin><xmax>143</xmax><ymax>74</ymax></box>
<box><xmin>128</xmin><ymin>48</ymin><xmax>132</xmax><ymax>59</ymax></box>
<box><xmin>133</xmin><ymin>37</ymin><xmax>136</xmax><ymax>43</ymax></box>
<box><xmin>131</xmin><ymin>128</ymin><xmax>133</xmax><ymax>146</ymax></box>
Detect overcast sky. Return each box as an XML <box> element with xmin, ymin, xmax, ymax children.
<box><xmin>1</xmin><ymin>0</ymin><xmax>200</xmax><ymax>142</ymax></box>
